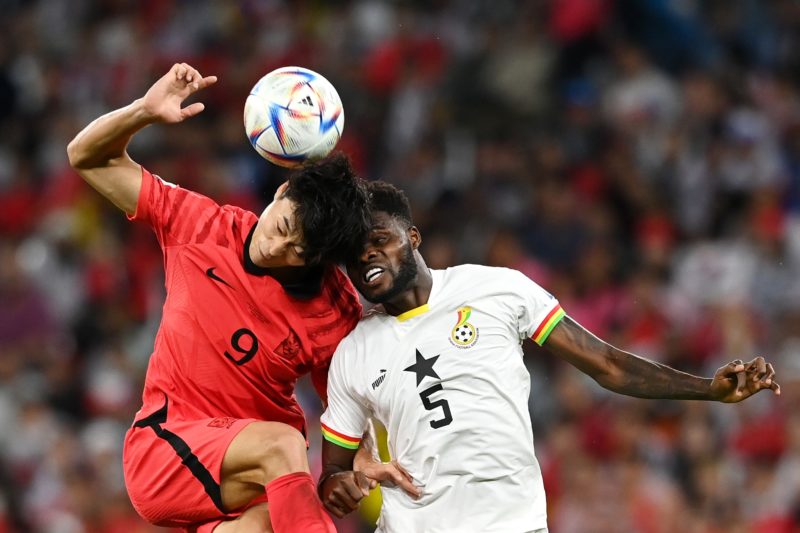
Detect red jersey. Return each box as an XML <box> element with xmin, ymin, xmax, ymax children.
<box><xmin>129</xmin><ymin>168</ymin><xmax>362</xmax><ymax>434</ymax></box>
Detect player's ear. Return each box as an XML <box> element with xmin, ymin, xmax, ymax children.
<box><xmin>409</xmin><ymin>226</ymin><xmax>421</xmax><ymax>250</ymax></box>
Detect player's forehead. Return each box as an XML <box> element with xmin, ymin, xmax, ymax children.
<box><xmin>369</xmin><ymin>211</ymin><xmax>400</xmax><ymax>231</ymax></box>
<box><xmin>271</xmin><ymin>196</ymin><xmax>301</xmax><ymax>233</ymax></box>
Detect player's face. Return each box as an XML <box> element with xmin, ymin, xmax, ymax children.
<box><xmin>250</xmin><ymin>182</ymin><xmax>306</xmax><ymax>268</ymax></box>
<box><xmin>347</xmin><ymin>211</ymin><xmax>419</xmax><ymax>304</ymax></box>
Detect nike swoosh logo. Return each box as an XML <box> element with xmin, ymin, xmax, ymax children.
<box><xmin>206</xmin><ymin>267</ymin><xmax>233</xmax><ymax>288</ymax></box>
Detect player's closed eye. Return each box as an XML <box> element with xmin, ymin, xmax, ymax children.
<box><xmin>279</xmin><ymin>216</ymin><xmax>296</xmax><ymax>237</ymax></box>
<box><xmin>371</xmin><ymin>234</ymin><xmax>388</xmax><ymax>246</ymax></box>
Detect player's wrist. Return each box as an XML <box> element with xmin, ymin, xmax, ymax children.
<box><xmin>353</xmin><ymin>452</ymin><xmax>380</xmax><ymax>471</ymax></box>
<box><xmin>317</xmin><ymin>469</ymin><xmax>345</xmax><ymax>499</ymax></box>
<box><xmin>129</xmin><ymin>97</ymin><xmax>161</xmax><ymax>126</ymax></box>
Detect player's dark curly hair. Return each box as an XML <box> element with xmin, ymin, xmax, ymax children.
<box><xmin>365</xmin><ymin>180</ymin><xmax>414</xmax><ymax>228</ymax></box>
<box><xmin>284</xmin><ymin>152</ymin><xmax>370</xmax><ymax>265</ymax></box>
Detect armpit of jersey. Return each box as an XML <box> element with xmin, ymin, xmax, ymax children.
<box><xmin>321</xmin><ymin>423</ymin><xmax>361</xmax><ymax>450</ymax></box>
<box><xmin>531</xmin><ymin>304</ymin><xmax>566</xmax><ymax>345</ymax></box>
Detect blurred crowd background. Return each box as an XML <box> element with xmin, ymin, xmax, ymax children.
<box><xmin>1</xmin><ymin>0</ymin><xmax>799</xmax><ymax>532</ymax></box>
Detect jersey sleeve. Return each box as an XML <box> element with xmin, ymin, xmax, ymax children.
<box><xmin>128</xmin><ymin>166</ymin><xmax>222</xmax><ymax>247</ymax></box>
<box><xmin>508</xmin><ymin>269</ymin><xmax>566</xmax><ymax>345</ymax></box>
<box><xmin>310</xmin><ymin>363</ymin><xmax>330</xmax><ymax>406</ymax></box>
<box><xmin>320</xmin><ymin>336</ymin><xmax>369</xmax><ymax>450</ymax></box>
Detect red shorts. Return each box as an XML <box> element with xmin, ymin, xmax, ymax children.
<box><xmin>123</xmin><ymin>404</ymin><xmax>263</xmax><ymax>529</ymax></box>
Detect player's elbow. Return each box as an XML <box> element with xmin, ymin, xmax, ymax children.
<box><xmin>587</xmin><ymin>349</ymin><xmax>627</xmax><ymax>392</ymax></box>
<box><xmin>67</xmin><ymin>137</ymin><xmax>92</xmax><ymax>170</ymax></box>
<box><xmin>67</xmin><ymin>135</ymin><xmax>115</xmax><ymax>171</ymax></box>
<box><xmin>67</xmin><ymin>138</ymin><xmax>131</xmax><ymax>180</ymax></box>
<box><xmin>593</xmin><ymin>367</ymin><xmax>625</xmax><ymax>392</ymax></box>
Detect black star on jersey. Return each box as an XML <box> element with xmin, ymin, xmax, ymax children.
<box><xmin>404</xmin><ymin>349</ymin><xmax>441</xmax><ymax>386</ymax></box>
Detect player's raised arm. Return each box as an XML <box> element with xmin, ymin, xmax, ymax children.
<box><xmin>544</xmin><ymin>316</ymin><xmax>780</xmax><ymax>402</ymax></box>
<box><xmin>66</xmin><ymin>63</ymin><xmax>217</xmax><ymax>214</ymax></box>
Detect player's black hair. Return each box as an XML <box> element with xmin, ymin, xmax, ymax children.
<box><xmin>365</xmin><ymin>180</ymin><xmax>414</xmax><ymax>228</ymax></box>
<box><xmin>284</xmin><ymin>152</ymin><xmax>370</xmax><ymax>265</ymax></box>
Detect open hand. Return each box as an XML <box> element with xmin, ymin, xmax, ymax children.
<box><xmin>711</xmin><ymin>356</ymin><xmax>780</xmax><ymax>403</ymax></box>
<box><xmin>141</xmin><ymin>63</ymin><xmax>218</xmax><ymax>123</ymax></box>
<box><xmin>358</xmin><ymin>459</ymin><xmax>421</xmax><ymax>500</ymax></box>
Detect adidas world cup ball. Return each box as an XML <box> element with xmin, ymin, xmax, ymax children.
<box><xmin>244</xmin><ymin>66</ymin><xmax>344</xmax><ymax>168</ymax></box>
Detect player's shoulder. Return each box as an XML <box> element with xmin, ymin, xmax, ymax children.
<box><xmin>322</xmin><ymin>265</ymin><xmax>356</xmax><ymax>293</ymax></box>
<box><xmin>330</xmin><ymin>311</ymin><xmax>389</xmax><ymax>378</ymax></box>
<box><xmin>148</xmin><ymin>168</ymin><xmax>210</xmax><ymax>205</ymax></box>
<box><xmin>198</xmin><ymin>202</ymin><xmax>257</xmax><ymax>250</ymax></box>
<box><xmin>219</xmin><ymin>202</ymin><xmax>257</xmax><ymax>225</ymax></box>
<box><xmin>341</xmin><ymin>305</ymin><xmax>391</xmax><ymax>344</ymax></box>
<box><xmin>439</xmin><ymin>264</ymin><xmax>530</xmax><ymax>288</ymax></box>
<box><xmin>330</xmin><ymin>320</ymin><xmax>370</xmax><ymax>366</ymax></box>
<box><xmin>322</xmin><ymin>265</ymin><xmax>362</xmax><ymax>313</ymax></box>
<box><xmin>353</xmin><ymin>305</ymin><xmax>391</xmax><ymax>331</ymax></box>
<box><xmin>147</xmin><ymin>170</ymin><xmax>178</xmax><ymax>189</ymax></box>
<box><xmin>154</xmin><ymin>169</ymin><xmax>255</xmax><ymax>223</ymax></box>
<box><xmin>443</xmin><ymin>263</ymin><xmax>519</xmax><ymax>277</ymax></box>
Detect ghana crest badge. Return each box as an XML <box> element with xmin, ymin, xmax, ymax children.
<box><xmin>450</xmin><ymin>306</ymin><xmax>478</xmax><ymax>348</ymax></box>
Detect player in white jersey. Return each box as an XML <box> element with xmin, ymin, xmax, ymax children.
<box><xmin>318</xmin><ymin>181</ymin><xmax>781</xmax><ymax>533</ymax></box>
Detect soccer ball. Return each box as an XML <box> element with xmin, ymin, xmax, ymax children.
<box><xmin>243</xmin><ymin>66</ymin><xmax>344</xmax><ymax>168</ymax></box>
<box><xmin>453</xmin><ymin>324</ymin><xmax>476</xmax><ymax>345</ymax></box>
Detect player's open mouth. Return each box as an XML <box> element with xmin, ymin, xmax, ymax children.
<box><xmin>364</xmin><ymin>267</ymin><xmax>385</xmax><ymax>284</ymax></box>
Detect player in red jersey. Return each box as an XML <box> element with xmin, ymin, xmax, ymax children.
<box><xmin>67</xmin><ymin>63</ymin><xmax>370</xmax><ymax>533</ymax></box>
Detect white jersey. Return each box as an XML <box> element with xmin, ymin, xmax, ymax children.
<box><xmin>321</xmin><ymin>265</ymin><xmax>565</xmax><ymax>533</ymax></box>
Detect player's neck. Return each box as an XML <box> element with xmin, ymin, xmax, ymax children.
<box><xmin>383</xmin><ymin>259</ymin><xmax>432</xmax><ymax>316</ymax></box>
<box><xmin>265</xmin><ymin>264</ymin><xmax>318</xmax><ymax>284</ymax></box>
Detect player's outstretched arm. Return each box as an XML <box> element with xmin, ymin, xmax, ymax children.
<box><xmin>66</xmin><ymin>63</ymin><xmax>217</xmax><ymax>214</ymax></box>
<box><xmin>544</xmin><ymin>316</ymin><xmax>780</xmax><ymax>402</ymax></box>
